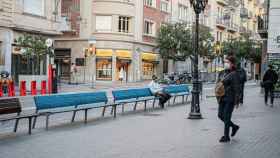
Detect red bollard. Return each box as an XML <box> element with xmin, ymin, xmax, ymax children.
<box><xmin>8</xmin><ymin>80</ymin><xmax>15</xmax><ymax>97</ymax></box>
<box><xmin>31</xmin><ymin>81</ymin><xmax>37</xmax><ymax>96</ymax></box>
<box><xmin>20</xmin><ymin>81</ymin><xmax>26</xmax><ymax>96</ymax></box>
<box><xmin>0</xmin><ymin>82</ymin><xmax>3</xmax><ymax>97</ymax></box>
<box><xmin>41</xmin><ymin>80</ymin><xmax>47</xmax><ymax>95</ymax></box>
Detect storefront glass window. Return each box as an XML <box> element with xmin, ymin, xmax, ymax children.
<box><xmin>96</xmin><ymin>58</ymin><xmax>112</xmax><ymax>80</ymax></box>
<box><xmin>142</xmin><ymin>62</ymin><xmax>154</xmax><ymax>79</ymax></box>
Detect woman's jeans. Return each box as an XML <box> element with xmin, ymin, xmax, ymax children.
<box><xmin>218</xmin><ymin>97</ymin><xmax>236</xmax><ymax>138</ymax></box>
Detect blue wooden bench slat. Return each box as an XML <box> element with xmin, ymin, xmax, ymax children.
<box><xmin>34</xmin><ymin>92</ymin><xmax>108</xmax><ymax>110</ymax></box>
<box><xmin>112</xmin><ymin>89</ymin><xmax>139</xmax><ymax>101</ymax></box>
<box><xmin>163</xmin><ymin>84</ymin><xmax>190</xmax><ymax>94</ymax></box>
<box><xmin>33</xmin><ymin>91</ymin><xmax>113</xmax><ymax>130</ymax></box>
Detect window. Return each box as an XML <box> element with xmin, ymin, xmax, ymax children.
<box><xmin>0</xmin><ymin>42</ymin><xmax>4</xmax><ymax>65</ymax></box>
<box><xmin>96</xmin><ymin>58</ymin><xmax>112</xmax><ymax>80</ymax></box>
<box><xmin>23</xmin><ymin>0</ymin><xmax>45</xmax><ymax>16</ymax></box>
<box><xmin>179</xmin><ymin>5</ymin><xmax>188</xmax><ymax>21</ymax></box>
<box><xmin>161</xmin><ymin>1</ymin><xmax>169</xmax><ymax>12</ymax></box>
<box><xmin>118</xmin><ymin>16</ymin><xmax>130</xmax><ymax>33</ymax></box>
<box><xmin>96</xmin><ymin>16</ymin><xmax>112</xmax><ymax>32</ymax></box>
<box><xmin>144</xmin><ymin>20</ymin><xmax>155</xmax><ymax>36</ymax></box>
<box><xmin>144</xmin><ymin>0</ymin><xmax>156</xmax><ymax>8</ymax></box>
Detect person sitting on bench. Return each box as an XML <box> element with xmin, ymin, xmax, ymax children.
<box><xmin>148</xmin><ymin>75</ymin><xmax>171</xmax><ymax>108</ymax></box>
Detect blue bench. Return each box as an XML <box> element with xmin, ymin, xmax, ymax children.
<box><xmin>33</xmin><ymin>92</ymin><xmax>116</xmax><ymax>130</ymax></box>
<box><xmin>163</xmin><ymin>84</ymin><xmax>190</xmax><ymax>105</ymax></box>
<box><xmin>112</xmin><ymin>88</ymin><xmax>157</xmax><ymax>113</ymax></box>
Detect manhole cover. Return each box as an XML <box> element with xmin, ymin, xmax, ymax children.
<box><xmin>142</xmin><ymin>113</ymin><xmax>161</xmax><ymax>117</ymax></box>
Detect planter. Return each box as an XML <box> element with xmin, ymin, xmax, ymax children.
<box><xmin>18</xmin><ymin>75</ymin><xmax>48</xmax><ymax>91</ymax></box>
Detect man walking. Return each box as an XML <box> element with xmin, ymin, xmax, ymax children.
<box><xmin>237</xmin><ymin>64</ymin><xmax>247</xmax><ymax>105</ymax></box>
<box><xmin>70</xmin><ymin>63</ymin><xmax>77</xmax><ymax>85</ymax></box>
<box><xmin>216</xmin><ymin>55</ymin><xmax>240</xmax><ymax>143</ymax></box>
<box><xmin>262</xmin><ymin>65</ymin><xmax>278</xmax><ymax>107</ymax></box>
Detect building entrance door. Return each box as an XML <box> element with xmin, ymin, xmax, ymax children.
<box><xmin>116</xmin><ymin>59</ymin><xmax>130</xmax><ymax>82</ymax></box>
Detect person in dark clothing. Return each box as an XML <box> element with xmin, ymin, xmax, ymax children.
<box><xmin>217</xmin><ymin>55</ymin><xmax>240</xmax><ymax>143</ymax></box>
<box><xmin>237</xmin><ymin>64</ymin><xmax>247</xmax><ymax>105</ymax></box>
<box><xmin>262</xmin><ymin>65</ymin><xmax>279</xmax><ymax>107</ymax></box>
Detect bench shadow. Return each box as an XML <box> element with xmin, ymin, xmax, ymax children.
<box><xmin>0</xmin><ymin>101</ymin><xmax>191</xmax><ymax>139</ymax></box>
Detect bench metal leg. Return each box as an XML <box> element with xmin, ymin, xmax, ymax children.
<box><xmin>46</xmin><ymin>114</ymin><xmax>50</xmax><ymax>131</ymax></box>
<box><xmin>113</xmin><ymin>105</ymin><xmax>117</xmax><ymax>118</ymax></box>
<box><xmin>14</xmin><ymin>113</ymin><xmax>20</xmax><ymax>132</ymax></box>
<box><xmin>14</xmin><ymin>118</ymin><xmax>19</xmax><ymax>132</ymax></box>
<box><xmin>84</xmin><ymin>109</ymin><xmax>88</xmax><ymax>124</ymax></box>
<box><xmin>122</xmin><ymin>104</ymin><xmax>124</xmax><ymax>113</ymax></box>
<box><xmin>168</xmin><ymin>99</ymin><xmax>171</xmax><ymax>106</ymax></box>
<box><xmin>173</xmin><ymin>96</ymin><xmax>177</xmax><ymax>105</ymax></box>
<box><xmin>32</xmin><ymin>111</ymin><xmax>38</xmax><ymax>129</ymax></box>
<box><xmin>111</xmin><ymin>106</ymin><xmax>114</xmax><ymax>115</ymax></box>
<box><xmin>102</xmin><ymin>107</ymin><xmax>106</xmax><ymax>117</ymax></box>
<box><xmin>28</xmin><ymin>117</ymin><xmax>32</xmax><ymax>135</ymax></box>
<box><xmin>133</xmin><ymin>102</ymin><xmax>138</xmax><ymax>111</ymax></box>
<box><xmin>144</xmin><ymin>100</ymin><xmax>147</xmax><ymax>111</ymax></box>
<box><xmin>152</xmin><ymin>99</ymin><xmax>156</xmax><ymax>109</ymax></box>
<box><xmin>182</xmin><ymin>95</ymin><xmax>185</xmax><ymax>103</ymax></box>
<box><xmin>71</xmin><ymin>111</ymin><xmax>77</xmax><ymax>123</ymax></box>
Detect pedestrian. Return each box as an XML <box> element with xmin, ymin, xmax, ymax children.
<box><xmin>237</xmin><ymin>63</ymin><xmax>247</xmax><ymax>105</ymax></box>
<box><xmin>148</xmin><ymin>75</ymin><xmax>171</xmax><ymax>108</ymax></box>
<box><xmin>216</xmin><ymin>55</ymin><xmax>240</xmax><ymax>143</ymax></box>
<box><xmin>262</xmin><ymin>64</ymin><xmax>278</xmax><ymax>107</ymax></box>
<box><xmin>119</xmin><ymin>67</ymin><xmax>124</xmax><ymax>82</ymax></box>
<box><xmin>70</xmin><ymin>63</ymin><xmax>77</xmax><ymax>85</ymax></box>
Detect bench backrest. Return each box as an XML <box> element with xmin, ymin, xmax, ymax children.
<box><xmin>0</xmin><ymin>98</ymin><xmax>21</xmax><ymax>115</ymax></box>
<box><xmin>34</xmin><ymin>92</ymin><xmax>108</xmax><ymax>110</ymax></box>
<box><xmin>112</xmin><ymin>88</ymin><xmax>153</xmax><ymax>101</ymax></box>
<box><xmin>164</xmin><ymin>84</ymin><xmax>190</xmax><ymax>94</ymax></box>
<box><xmin>134</xmin><ymin>88</ymin><xmax>153</xmax><ymax>98</ymax></box>
<box><xmin>112</xmin><ymin>89</ymin><xmax>138</xmax><ymax>101</ymax></box>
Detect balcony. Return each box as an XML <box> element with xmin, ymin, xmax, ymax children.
<box><xmin>257</xmin><ymin>15</ymin><xmax>268</xmax><ymax>39</ymax></box>
<box><xmin>216</xmin><ymin>0</ymin><xmax>228</xmax><ymax>6</ymax></box>
<box><xmin>248</xmin><ymin>11</ymin><xmax>253</xmax><ymax>19</ymax></box>
<box><xmin>240</xmin><ymin>7</ymin><xmax>248</xmax><ymax>19</ymax></box>
<box><xmin>239</xmin><ymin>26</ymin><xmax>247</xmax><ymax>34</ymax></box>
<box><xmin>216</xmin><ymin>17</ymin><xmax>226</xmax><ymax>29</ymax></box>
<box><xmin>227</xmin><ymin>23</ymin><xmax>238</xmax><ymax>32</ymax></box>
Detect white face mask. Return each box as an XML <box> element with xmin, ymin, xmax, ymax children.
<box><xmin>224</xmin><ymin>63</ymin><xmax>231</xmax><ymax>69</ymax></box>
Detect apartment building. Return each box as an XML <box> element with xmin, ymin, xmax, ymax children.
<box><xmin>0</xmin><ymin>0</ymin><xmax>61</xmax><ymax>80</ymax></box>
<box><xmin>55</xmin><ymin>0</ymin><xmax>171</xmax><ymax>82</ymax></box>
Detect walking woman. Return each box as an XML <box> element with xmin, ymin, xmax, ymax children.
<box><xmin>216</xmin><ymin>55</ymin><xmax>240</xmax><ymax>143</ymax></box>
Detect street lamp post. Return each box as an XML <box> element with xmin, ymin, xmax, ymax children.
<box><xmin>188</xmin><ymin>0</ymin><xmax>208</xmax><ymax>119</ymax></box>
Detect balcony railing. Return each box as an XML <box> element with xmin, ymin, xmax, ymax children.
<box><xmin>257</xmin><ymin>15</ymin><xmax>268</xmax><ymax>31</ymax></box>
<box><xmin>239</xmin><ymin>26</ymin><xmax>247</xmax><ymax>33</ymax></box>
<box><xmin>257</xmin><ymin>14</ymin><xmax>268</xmax><ymax>38</ymax></box>
<box><xmin>216</xmin><ymin>17</ymin><xmax>226</xmax><ymax>28</ymax></box>
<box><xmin>227</xmin><ymin>22</ymin><xmax>238</xmax><ymax>32</ymax></box>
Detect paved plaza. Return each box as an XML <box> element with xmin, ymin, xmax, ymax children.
<box><xmin>0</xmin><ymin>84</ymin><xmax>280</xmax><ymax>158</ymax></box>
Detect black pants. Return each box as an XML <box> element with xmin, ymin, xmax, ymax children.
<box><xmin>155</xmin><ymin>92</ymin><xmax>171</xmax><ymax>107</ymax></box>
<box><xmin>240</xmin><ymin>83</ymin><xmax>245</xmax><ymax>104</ymax></box>
<box><xmin>264</xmin><ymin>86</ymin><xmax>274</xmax><ymax>105</ymax></box>
<box><xmin>218</xmin><ymin>97</ymin><xmax>237</xmax><ymax>138</ymax></box>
